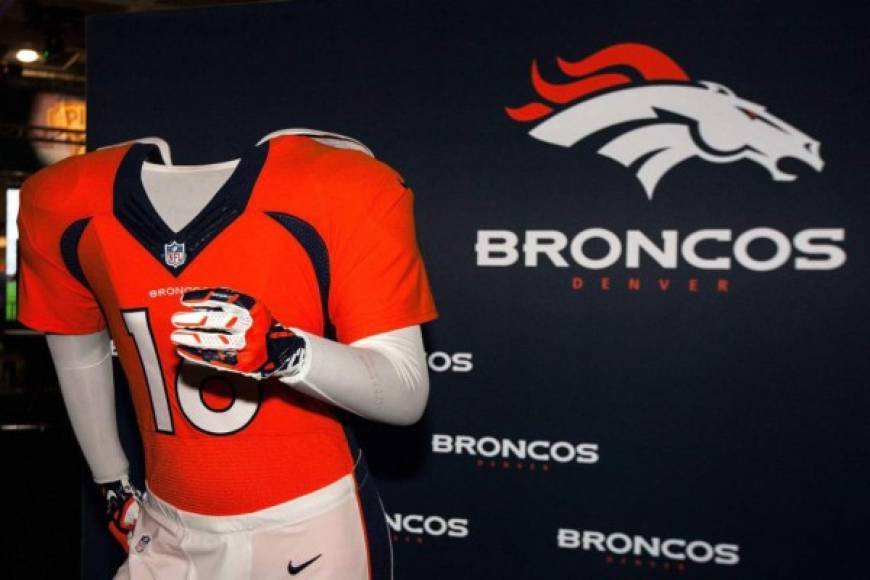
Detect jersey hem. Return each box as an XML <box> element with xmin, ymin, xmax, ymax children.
<box><xmin>144</xmin><ymin>473</ymin><xmax>356</xmax><ymax>531</ymax></box>
<box><xmin>17</xmin><ymin>311</ymin><xmax>107</xmax><ymax>335</ymax></box>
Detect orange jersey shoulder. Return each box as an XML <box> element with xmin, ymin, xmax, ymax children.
<box><xmin>17</xmin><ymin>145</ymin><xmax>130</xmax><ymax>333</ymax></box>
<box><xmin>19</xmin><ymin>144</ymin><xmax>127</xmax><ymax>224</ymax></box>
<box><xmin>253</xmin><ymin>134</ymin><xmax>407</xmax><ymax>213</ymax></box>
<box><xmin>253</xmin><ymin>135</ymin><xmax>437</xmax><ymax>343</ymax></box>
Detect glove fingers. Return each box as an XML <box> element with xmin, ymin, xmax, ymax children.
<box><xmin>178</xmin><ymin>299</ymin><xmax>252</xmax><ymax>320</ymax></box>
<box><xmin>174</xmin><ymin>287</ymin><xmax>286</xmax><ymax>381</ymax></box>
<box><xmin>176</xmin><ymin>345</ymin><xmax>211</xmax><ymax>365</ymax></box>
<box><xmin>171</xmin><ymin>329</ymin><xmax>245</xmax><ymax>350</ymax></box>
<box><xmin>177</xmin><ymin>346</ymin><xmax>258</xmax><ymax>378</ymax></box>
<box><xmin>177</xmin><ymin>345</ymin><xmax>236</xmax><ymax>366</ymax></box>
<box><xmin>181</xmin><ymin>288</ymin><xmax>255</xmax><ymax>310</ymax></box>
<box><xmin>171</xmin><ymin>310</ymin><xmax>250</xmax><ymax>332</ymax></box>
<box><xmin>108</xmin><ymin>522</ymin><xmax>131</xmax><ymax>553</ymax></box>
<box><xmin>118</xmin><ymin>496</ymin><xmax>141</xmax><ymax>528</ymax></box>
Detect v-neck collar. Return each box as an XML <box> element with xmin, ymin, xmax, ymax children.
<box><xmin>113</xmin><ymin>140</ymin><xmax>269</xmax><ymax>276</ymax></box>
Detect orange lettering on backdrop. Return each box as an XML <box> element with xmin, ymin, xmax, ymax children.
<box><xmin>717</xmin><ymin>279</ymin><xmax>729</xmax><ymax>293</ymax></box>
<box><xmin>572</xmin><ymin>276</ymin><xmax>584</xmax><ymax>290</ymax></box>
<box><xmin>688</xmin><ymin>278</ymin><xmax>699</xmax><ymax>292</ymax></box>
<box><xmin>600</xmin><ymin>277</ymin><xmax>611</xmax><ymax>290</ymax></box>
<box><xmin>658</xmin><ymin>278</ymin><xmax>671</xmax><ymax>291</ymax></box>
<box><xmin>628</xmin><ymin>278</ymin><xmax>641</xmax><ymax>291</ymax></box>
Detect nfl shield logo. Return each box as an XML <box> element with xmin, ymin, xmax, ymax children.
<box><xmin>164</xmin><ymin>241</ymin><xmax>186</xmax><ymax>268</ymax></box>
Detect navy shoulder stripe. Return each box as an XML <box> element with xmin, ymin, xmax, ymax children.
<box><xmin>59</xmin><ymin>217</ymin><xmax>93</xmax><ymax>290</ymax></box>
<box><xmin>266</xmin><ymin>212</ymin><xmax>335</xmax><ymax>339</ymax></box>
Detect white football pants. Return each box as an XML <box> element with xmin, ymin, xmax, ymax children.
<box><xmin>114</xmin><ymin>474</ymin><xmax>372</xmax><ymax>580</ymax></box>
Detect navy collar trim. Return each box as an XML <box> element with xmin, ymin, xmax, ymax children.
<box><xmin>113</xmin><ymin>141</ymin><xmax>269</xmax><ymax>276</ymax></box>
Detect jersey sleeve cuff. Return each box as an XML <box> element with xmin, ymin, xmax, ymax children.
<box><xmin>18</xmin><ymin>311</ymin><xmax>107</xmax><ymax>335</ymax></box>
<box><xmin>337</xmin><ymin>309</ymin><xmax>438</xmax><ymax>345</ymax></box>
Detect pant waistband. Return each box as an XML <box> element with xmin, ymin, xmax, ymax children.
<box><xmin>144</xmin><ymin>473</ymin><xmax>355</xmax><ymax>533</ymax></box>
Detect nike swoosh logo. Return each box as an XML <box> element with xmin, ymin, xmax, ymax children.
<box><xmin>288</xmin><ymin>554</ymin><xmax>322</xmax><ymax>575</ymax></box>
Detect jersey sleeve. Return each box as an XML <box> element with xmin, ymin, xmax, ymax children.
<box><xmin>328</xmin><ymin>159</ymin><xmax>437</xmax><ymax>344</ymax></box>
<box><xmin>17</xmin><ymin>165</ymin><xmax>106</xmax><ymax>334</ymax></box>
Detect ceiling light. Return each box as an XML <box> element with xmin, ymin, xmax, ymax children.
<box><xmin>15</xmin><ymin>48</ymin><xmax>40</xmax><ymax>63</ymax></box>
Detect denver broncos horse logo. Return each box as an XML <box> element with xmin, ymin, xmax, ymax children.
<box><xmin>506</xmin><ymin>43</ymin><xmax>823</xmax><ymax>199</ymax></box>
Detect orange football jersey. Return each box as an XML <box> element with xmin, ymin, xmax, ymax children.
<box><xmin>18</xmin><ymin>135</ymin><xmax>437</xmax><ymax>515</ymax></box>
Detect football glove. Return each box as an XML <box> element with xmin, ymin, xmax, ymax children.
<box><xmin>170</xmin><ymin>287</ymin><xmax>307</xmax><ymax>380</ymax></box>
<box><xmin>98</xmin><ymin>476</ymin><xmax>142</xmax><ymax>552</ymax></box>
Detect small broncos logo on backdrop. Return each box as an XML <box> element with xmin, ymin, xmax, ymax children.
<box><xmin>506</xmin><ymin>43</ymin><xmax>824</xmax><ymax>199</ymax></box>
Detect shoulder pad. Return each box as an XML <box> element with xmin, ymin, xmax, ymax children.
<box><xmin>257</xmin><ymin>128</ymin><xmax>374</xmax><ymax>158</ymax></box>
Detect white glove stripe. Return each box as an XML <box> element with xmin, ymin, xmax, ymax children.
<box><xmin>170</xmin><ymin>330</ymin><xmax>246</xmax><ymax>350</ymax></box>
<box><xmin>179</xmin><ymin>298</ymin><xmax>252</xmax><ymax>318</ymax></box>
<box><xmin>170</xmin><ymin>310</ymin><xmax>251</xmax><ymax>332</ymax></box>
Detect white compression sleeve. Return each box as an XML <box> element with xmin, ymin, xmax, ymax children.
<box><xmin>279</xmin><ymin>325</ymin><xmax>429</xmax><ymax>426</ymax></box>
<box><xmin>46</xmin><ymin>330</ymin><xmax>129</xmax><ymax>484</ymax></box>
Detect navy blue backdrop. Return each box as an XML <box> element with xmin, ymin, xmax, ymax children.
<box><xmin>84</xmin><ymin>1</ymin><xmax>868</xmax><ymax>578</ymax></box>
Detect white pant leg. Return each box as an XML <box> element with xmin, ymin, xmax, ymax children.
<box><xmin>249</xmin><ymin>493</ymin><xmax>369</xmax><ymax>579</ymax></box>
<box><xmin>116</xmin><ymin>475</ymin><xmax>369</xmax><ymax>580</ymax></box>
<box><xmin>115</xmin><ymin>493</ymin><xmax>192</xmax><ymax>580</ymax></box>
